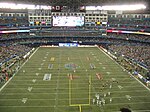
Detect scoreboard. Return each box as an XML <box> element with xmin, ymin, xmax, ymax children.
<box><xmin>51</xmin><ymin>6</ymin><xmax>86</xmax><ymax>12</ymax></box>
<box><xmin>28</xmin><ymin>6</ymin><xmax>107</xmax><ymax>35</ymax></box>
<box><xmin>52</xmin><ymin>16</ymin><xmax>84</xmax><ymax>27</ymax></box>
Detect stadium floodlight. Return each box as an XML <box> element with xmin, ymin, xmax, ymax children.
<box><xmin>40</xmin><ymin>5</ymin><xmax>51</xmax><ymax>9</ymax></box>
<box><xmin>86</xmin><ymin>4</ymin><xmax>146</xmax><ymax>11</ymax></box>
<box><xmin>86</xmin><ymin>6</ymin><xmax>103</xmax><ymax>10</ymax></box>
<box><xmin>34</xmin><ymin>5</ymin><xmax>51</xmax><ymax>9</ymax></box>
<box><xmin>102</xmin><ymin>4</ymin><xmax>146</xmax><ymax>10</ymax></box>
<box><xmin>86</xmin><ymin>6</ymin><xmax>100</xmax><ymax>10</ymax></box>
<box><xmin>11</xmin><ymin>4</ymin><xmax>35</xmax><ymax>9</ymax></box>
<box><xmin>0</xmin><ymin>2</ymin><xmax>146</xmax><ymax>10</ymax></box>
<box><xmin>0</xmin><ymin>2</ymin><xmax>51</xmax><ymax>9</ymax></box>
<box><xmin>0</xmin><ymin>3</ymin><xmax>16</xmax><ymax>9</ymax></box>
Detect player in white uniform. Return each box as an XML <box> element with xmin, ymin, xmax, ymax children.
<box><xmin>96</xmin><ymin>100</ymin><xmax>99</xmax><ymax>106</ymax></box>
<box><xmin>110</xmin><ymin>98</ymin><xmax>112</xmax><ymax>103</ymax></box>
<box><xmin>99</xmin><ymin>100</ymin><xmax>102</xmax><ymax>107</ymax></box>
<box><xmin>108</xmin><ymin>92</ymin><xmax>111</xmax><ymax>96</ymax></box>
<box><xmin>23</xmin><ymin>70</ymin><xmax>25</xmax><ymax>73</ymax></box>
<box><xmin>92</xmin><ymin>98</ymin><xmax>95</xmax><ymax>104</ymax></box>
<box><xmin>104</xmin><ymin>93</ymin><xmax>106</xmax><ymax>97</ymax></box>
<box><xmin>97</xmin><ymin>94</ymin><xmax>100</xmax><ymax>100</ymax></box>
<box><xmin>110</xmin><ymin>84</ymin><xmax>112</xmax><ymax>89</ymax></box>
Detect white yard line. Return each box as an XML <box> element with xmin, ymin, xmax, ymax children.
<box><xmin>13</xmin><ymin>70</ymin><xmax>126</xmax><ymax>74</ymax></box>
<box><xmin>1</xmin><ymin>90</ymin><xmax>149</xmax><ymax>95</ymax></box>
<box><xmin>0</xmin><ymin>95</ymin><xmax>149</xmax><ymax>101</ymax></box>
<box><xmin>0</xmin><ymin>105</ymin><xmax>68</xmax><ymax>108</ymax></box>
<box><xmin>54</xmin><ymin>49</ymin><xmax>62</xmax><ymax>112</ymax></box>
<box><xmin>0</xmin><ymin>47</ymin><xmax>39</xmax><ymax>92</ymax></box>
<box><xmin>11</xmin><ymin>77</ymin><xmax>140</xmax><ymax>81</ymax></box>
<box><xmin>132</xmin><ymin>110</ymin><xmax>150</xmax><ymax>112</ymax></box>
<box><xmin>3</xmin><ymin>88</ymin><xmax>148</xmax><ymax>93</ymax></box>
<box><xmin>7</xmin><ymin>81</ymin><xmax>145</xmax><ymax>85</ymax></box>
<box><xmin>106</xmin><ymin>101</ymin><xmax>150</xmax><ymax>106</ymax></box>
<box><xmin>0</xmin><ymin>106</ymin><xmax>149</xmax><ymax>112</ymax></box>
<box><xmin>5</xmin><ymin>85</ymin><xmax>146</xmax><ymax>89</ymax></box>
<box><xmin>0</xmin><ymin>98</ymin><xmax>89</xmax><ymax>100</ymax></box>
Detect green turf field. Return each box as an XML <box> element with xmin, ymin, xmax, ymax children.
<box><xmin>0</xmin><ymin>47</ymin><xmax>150</xmax><ymax>112</ymax></box>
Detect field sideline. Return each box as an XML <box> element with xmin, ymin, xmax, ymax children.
<box><xmin>0</xmin><ymin>47</ymin><xmax>150</xmax><ymax>112</ymax></box>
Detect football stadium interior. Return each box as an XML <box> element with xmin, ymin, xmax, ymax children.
<box><xmin>0</xmin><ymin>0</ymin><xmax>150</xmax><ymax>112</ymax></box>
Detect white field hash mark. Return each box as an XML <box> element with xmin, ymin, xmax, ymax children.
<box><xmin>27</xmin><ymin>87</ymin><xmax>33</xmax><ymax>92</ymax></box>
<box><xmin>118</xmin><ymin>85</ymin><xmax>123</xmax><ymax>89</ymax></box>
<box><xmin>94</xmin><ymin>56</ymin><xmax>97</xmax><ymax>58</ymax></box>
<box><xmin>112</xmin><ymin>78</ymin><xmax>116</xmax><ymax>81</ymax></box>
<box><xmin>32</xmin><ymin>79</ymin><xmax>36</xmax><ymax>83</ymax></box>
<box><xmin>102</xmin><ymin>67</ymin><xmax>106</xmax><ymax>69</ymax></box>
<box><xmin>126</xmin><ymin>95</ymin><xmax>132</xmax><ymax>101</ymax></box>
<box><xmin>36</xmin><ymin>73</ymin><xmax>39</xmax><ymax>76</ymax></box>
<box><xmin>106</xmin><ymin>72</ymin><xmax>111</xmax><ymax>75</ymax></box>
<box><xmin>96</xmin><ymin>59</ymin><xmax>99</xmax><ymax>61</ymax></box>
<box><xmin>41</xmin><ymin>63</ymin><xmax>44</xmax><ymax>66</ymax></box>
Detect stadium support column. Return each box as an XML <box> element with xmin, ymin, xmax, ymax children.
<box><xmin>85</xmin><ymin>10</ymin><xmax>108</xmax><ymax>36</ymax></box>
<box><xmin>100</xmin><ymin>10</ymin><xmax>108</xmax><ymax>36</ymax></box>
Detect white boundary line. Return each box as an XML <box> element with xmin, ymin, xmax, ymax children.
<box><xmin>97</xmin><ymin>46</ymin><xmax>150</xmax><ymax>92</ymax></box>
<box><xmin>0</xmin><ymin>47</ymin><xmax>39</xmax><ymax>92</ymax></box>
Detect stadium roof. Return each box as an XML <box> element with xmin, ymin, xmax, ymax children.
<box><xmin>0</xmin><ymin>0</ymin><xmax>149</xmax><ymax>12</ymax></box>
<box><xmin>0</xmin><ymin>0</ymin><xmax>148</xmax><ymax>6</ymax></box>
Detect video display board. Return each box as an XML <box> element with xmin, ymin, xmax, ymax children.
<box><xmin>53</xmin><ymin>16</ymin><xmax>84</xmax><ymax>27</ymax></box>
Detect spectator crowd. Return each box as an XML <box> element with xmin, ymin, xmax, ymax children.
<box><xmin>107</xmin><ymin>33</ymin><xmax>150</xmax><ymax>42</ymax></box>
<box><xmin>107</xmin><ymin>44</ymin><xmax>150</xmax><ymax>69</ymax></box>
<box><xmin>0</xmin><ymin>44</ymin><xmax>32</xmax><ymax>84</ymax></box>
<box><xmin>0</xmin><ymin>31</ymin><xmax>149</xmax><ymax>84</ymax></box>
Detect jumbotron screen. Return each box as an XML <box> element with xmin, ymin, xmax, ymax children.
<box><xmin>52</xmin><ymin>16</ymin><xmax>84</xmax><ymax>27</ymax></box>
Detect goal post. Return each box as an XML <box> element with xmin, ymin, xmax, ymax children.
<box><xmin>69</xmin><ymin>74</ymin><xmax>91</xmax><ymax>112</ymax></box>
